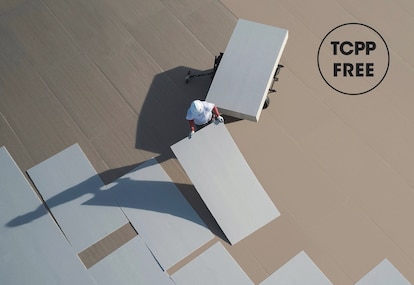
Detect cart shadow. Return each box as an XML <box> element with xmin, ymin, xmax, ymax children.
<box><xmin>134</xmin><ymin>65</ymin><xmax>241</xmax><ymax>164</ymax></box>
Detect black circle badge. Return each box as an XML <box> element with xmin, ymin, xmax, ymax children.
<box><xmin>317</xmin><ymin>23</ymin><xmax>390</xmax><ymax>95</ymax></box>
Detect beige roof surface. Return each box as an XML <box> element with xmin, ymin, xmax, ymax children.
<box><xmin>1</xmin><ymin>0</ymin><xmax>413</xmax><ymax>284</ymax></box>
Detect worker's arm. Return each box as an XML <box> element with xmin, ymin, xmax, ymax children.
<box><xmin>188</xmin><ymin>120</ymin><xmax>195</xmax><ymax>132</ymax></box>
<box><xmin>212</xmin><ymin>105</ymin><xmax>224</xmax><ymax>123</ymax></box>
<box><xmin>212</xmin><ymin>105</ymin><xmax>220</xmax><ymax>117</ymax></box>
<box><xmin>188</xmin><ymin>120</ymin><xmax>196</xmax><ymax>138</ymax></box>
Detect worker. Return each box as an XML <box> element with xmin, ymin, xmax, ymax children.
<box><xmin>186</xmin><ymin>100</ymin><xmax>224</xmax><ymax>137</ymax></box>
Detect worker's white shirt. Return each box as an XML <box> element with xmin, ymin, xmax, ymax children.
<box><xmin>186</xmin><ymin>101</ymin><xmax>214</xmax><ymax>125</ymax></box>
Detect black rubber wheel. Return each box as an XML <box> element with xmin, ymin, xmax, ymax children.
<box><xmin>263</xmin><ymin>96</ymin><xmax>270</xmax><ymax>109</ymax></box>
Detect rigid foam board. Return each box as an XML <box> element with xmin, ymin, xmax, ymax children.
<box><xmin>259</xmin><ymin>251</ymin><xmax>332</xmax><ymax>285</ymax></box>
<box><xmin>171</xmin><ymin>242</ymin><xmax>254</xmax><ymax>285</ymax></box>
<box><xmin>88</xmin><ymin>236</ymin><xmax>174</xmax><ymax>285</ymax></box>
<box><xmin>109</xmin><ymin>158</ymin><xmax>214</xmax><ymax>270</ymax></box>
<box><xmin>171</xmin><ymin>123</ymin><xmax>280</xmax><ymax>245</ymax></box>
<box><xmin>206</xmin><ymin>19</ymin><xmax>288</xmax><ymax>121</ymax></box>
<box><xmin>27</xmin><ymin>143</ymin><xmax>128</xmax><ymax>252</ymax></box>
<box><xmin>0</xmin><ymin>146</ymin><xmax>95</xmax><ymax>285</ymax></box>
<box><xmin>355</xmin><ymin>259</ymin><xmax>410</xmax><ymax>285</ymax></box>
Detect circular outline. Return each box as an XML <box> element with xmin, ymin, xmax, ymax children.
<box><xmin>317</xmin><ymin>23</ymin><xmax>390</xmax><ymax>95</ymax></box>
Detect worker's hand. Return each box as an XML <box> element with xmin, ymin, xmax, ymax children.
<box><xmin>217</xmin><ymin>115</ymin><xmax>224</xmax><ymax>123</ymax></box>
<box><xmin>188</xmin><ymin>130</ymin><xmax>195</xmax><ymax>139</ymax></box>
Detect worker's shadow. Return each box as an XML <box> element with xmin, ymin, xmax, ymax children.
<box><xmin>6</xmin><ymin>67</ymin><xmax>235</xmax><ymax>243</ymax></box>
<box><xmin>6</xmin><ymin>160</ymin><xmax>214</xmax><ymax>235</ymax></box>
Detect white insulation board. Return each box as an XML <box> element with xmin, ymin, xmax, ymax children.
<box><xmin>0</xmin><ymin>146</ymin><xmax>95</xmax><ymax>285</ymax></box>
<box><xmin>171</xmin><ymin>123</ymin><xmax>280</xmax><ymax>245</ymax></box>
<box><xmin>171</xmin><ymin>242</ymin><xmax>254</xmax><ymax>285</ymax></box>
<box><xmin>206</xmin><ymin>19</ymin><xmax>288</xmax><ymax>121</ymax></box>
<box><xmin>110</xmin><ymin>158</ymin><xmax>214</xmax><ymax>270</ymax></box>
<box><xmin>88</xmin><ymin>236</ymin><xmax>174</xmax><ymax>285</ymax></box>
<box><xmin>27</xmin><ymin>143</ymin><xmax>128</xmax><ymax>252</ymax></box>
<box><xmin>259</xmin><ymin>251</ymin><xmax>333</xmax><ymax>285</ymax></box>
<box><xmin>355</xmin><ymin>259</ymin><xmax>410</xmax><ymax>285</ymax></box>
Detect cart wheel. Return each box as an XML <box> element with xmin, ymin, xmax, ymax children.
<box><xmin>263</xmin><ymin>96</ymin><xmax>270</xmax><ymax>109</ymax></box>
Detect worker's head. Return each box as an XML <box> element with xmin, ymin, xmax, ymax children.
<box><xmin>190</xmin><ymin>100</ymin><xmax>203</xmax><ymax>115</ymax></box>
